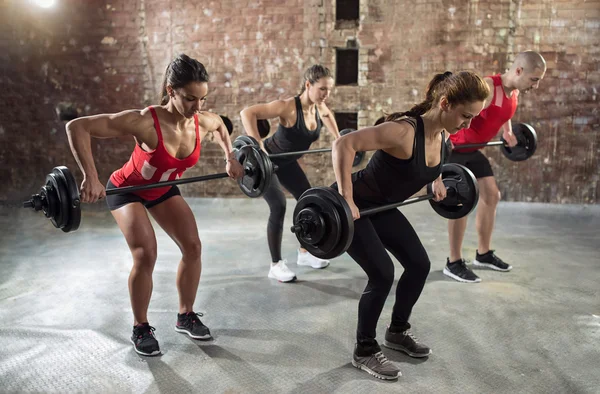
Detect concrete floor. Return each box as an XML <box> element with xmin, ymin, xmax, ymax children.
<box><xmin>0</xmin><ymin>197</ymin><xmax>599</xmax><ymax>393</ymax></box>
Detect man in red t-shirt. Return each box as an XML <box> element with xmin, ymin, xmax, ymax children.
<box><xmin>443</xmin><ymin>51</ymin><xmax>546</xmax><ymax>283</ymax></box>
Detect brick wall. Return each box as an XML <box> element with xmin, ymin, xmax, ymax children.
<box><xmin>1</xmin><ymin>0</ymin><xmax>598</xmax><ymax>204</ymax></box>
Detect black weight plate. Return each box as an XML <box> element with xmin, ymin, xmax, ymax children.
<box><xmin>292</xmin><ymin>191</ymin><xmax>342</xmax><ymax>258</ymax></box>
<box><xmin>236</xmin><ymin>145</ymin><xmax>272</xmax><ymax>198</ymax></box>
<box><xmin>311</xmin><ymin>186</ymin><xmax>355</xmax><ymax>259</ymax></box>
<box><xmin>45</xmin><ymin>171</ymin><xmax>69</xmax><ymax>230</ymax></box>
<box><xmin>429</xmin><ymin>163</ymin><xmax>479</xmax><ymax>219</ymax></box>
<box><xmin>54</xmin><ymin>166</ymin><xmax>81</xmax><ymax>233</ymax></box>
<box><xmin>233</xmin><ymin>135</ymin><xmax>260</xmax><ymax>151</ymax></box>
<box><xmin>501</xmin><ymin>123</ymin><xmax>538</xmax><ymax>162</ymax></box>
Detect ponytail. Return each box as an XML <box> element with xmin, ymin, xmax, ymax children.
<box><xmin>385</xmin><ymin>71</ymin><xmax>453</xmax><ymax>122</ymax></box>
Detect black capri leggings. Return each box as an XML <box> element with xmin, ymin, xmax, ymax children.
<box><xmin>346</xmin><ymin>207</ymin><xmax>431</xmax><ymax>345</ymax></box>
<box><xmin>262</xmin><ymin>160</ymin><xmax>311</xmax><ymax>262</ymax></box>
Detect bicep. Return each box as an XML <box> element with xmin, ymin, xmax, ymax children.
<box><xmin>319</xmin><ymin>105</ymin><xmax>340</xmax><ymax>135</ymax></box>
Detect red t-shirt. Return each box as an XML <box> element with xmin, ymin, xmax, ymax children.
<box><xmin>110</xmin><ymin>107</ymin><xmax>201</xmax><ymax>200</ymax></box>
<box><xmin>450</xmin><ymin>74</ymin><xmax>518</xmax><ymax>152</ymax></box>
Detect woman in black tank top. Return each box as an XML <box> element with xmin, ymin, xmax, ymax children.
<box><xmin>240</xmin><ymin>65</ymin><xmax>341</xmax><ymax>283</ymax></box>
<box><xmin>330</xmin><ymin>71</ymin><xmax>490</xmax><ymax>380</ymax></box>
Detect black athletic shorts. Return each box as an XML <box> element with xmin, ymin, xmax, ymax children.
<box><xmin>105</xmin><ymin>179</ymin><xmax>181</xmax><ymax>211</ymax></box>
<box><xmin>447</xmin><ymin>149</ymin><xmax>494</xmax><ymax>179</ymax></box>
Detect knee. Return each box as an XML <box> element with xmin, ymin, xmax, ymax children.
<box><xmin>411</xmin><ymin>258</ymin><xmax>431</xmax><ymax>281</ymax></box>
<box><xmin>480</xmin><ymin>187</ymin><xmax>501</xmax><ymax>206</ymax></box>
<box><xmin>182</xmin><ymin>238</ymin><xmax>202</xmax><ymax>262</ymax></box>
<box><xmin>369</xmin><ymin>267</ymin><xmax>395</xmax><ymax>293</ymax></box>
<box><xmin>269</xmin><ymin>199</ymin><xmax>287</xmax><ymax>221</ymax></box>
<box><xmin>131</xmin><ymin>246</ymin><xmax>157</xmax><ymax>270</ymax></box>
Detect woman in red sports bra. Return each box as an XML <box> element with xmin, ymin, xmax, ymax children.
<box><xmin>65</xmin><ymin>54</ymin><xmax>244</xmax><ymax>357</ymax></box>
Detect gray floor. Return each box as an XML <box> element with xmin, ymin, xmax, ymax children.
<box><xmin>0</xmin><ymin>197</ymin><xmax>599</xmax><ymax>393</ymax></box>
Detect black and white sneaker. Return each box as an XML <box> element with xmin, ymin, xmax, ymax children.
<box><xmin>131</xmin><ymin>323</ymin><xmax>161</xmax><ymax>356</ymax></box>
<box><xmin>473</xmin><ymin>250</ymin><xmax>512</xmax><ymax>271</ymax></box>
<box><xmin>175</xmin><ymin>312</ymin><xmax>212</xmax><ymax>340</ymax></box>
<box><xmin>443</xmin><ymin>258</ymin><xmax>481</xmax><ymax>283</ymax></box>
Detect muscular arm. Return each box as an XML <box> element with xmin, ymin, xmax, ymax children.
<box><xmin>202</xmin><ymin>113</ymin><xmax>236</xmax><ymax>161</ymax></box>
<box><xmin>317</xmin><ymin>103</ymin><xmax>340</xmax><ymax>139</ymax></box>
<box><xmin>66</xmin><ymin>110</ymin><xmax>148</xmax><ymax>181</ymax></box>
<box><xmin>332</xmin><ymin>121</ymin><xmax>413</xmax><ymax>200</ymax></box>
<box><xmin>240</xmin><ymin>100</ymin><xmax>290</xmax><ymax>149</ymax></box>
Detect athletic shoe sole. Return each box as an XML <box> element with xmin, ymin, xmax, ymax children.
<box><xmin>174</xmin><ymin>327</ymin><xmax>212</xmax><ymax>340</ymax></box>
<box><xmin>268</xmin><ymin>273</ymin><xmax>297</xmax><ymax>282</ymax></box>
<box><xmin>297</xmin><ymin>260</ymin><xmax>330</xmax><ymax>269</ymax></box>
<box><xmin>473</xmin><ymin>259</ymin><xmax>513</xmax><ymax>272</ymax></box>
<box><xmin>442</xmin><ymin>267</ymin><xmax>481</xmax><ymax>283</ymax></box>
<box><xmin>130</xmin><ymin>338</ymin><xmax>161</xmax><ymax>356</ymax></box>
<box><xmin>382</xmin><ymin>341</ymin><xmax>432</xmax><ymax>358</ymax></box>
<box><xmin>351</xmin><ymin>359</ymin><xmax>401</xmax><ymax>380</ymax></box>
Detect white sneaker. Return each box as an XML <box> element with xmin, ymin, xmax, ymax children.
<box><xmin>296</xmin><ymin>250</ymin><xmax>330</xmax><ymax>269</ymax></box>
<box><xmin>268</xmin><ymin>260</ymin><xmax>296</xmax><ymax>282</ymax></box>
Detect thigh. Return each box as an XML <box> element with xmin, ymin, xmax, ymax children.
<box><xmin>346</xmin><ymin>217</ymin><xmax>395</xmax><ymax>280</ymax></box>
<box><xmin>105</xmin><ymin>180</ymin><xmax>145</xmax><ymax>211</ymax></box>
<box><xmin>448</xmin><ymin>150</ymin><xmax>493</xmax><ymax>179</ymax></box>
<box><xmin>148</xmin><ymin>195</ymin><xmax>200</xmax><ymax>250</ymax></box>
<box><xmin>111</xmin><ymin>202</ymin><xmax>157</xmax><ymax>254</ymax></box>
<box><xmin>369</xmin><ymin>209</ymin><xmax>429</xmax><ymax>270</ymax></box>
<box><xmin>276</xmin><ymin>161</ymin><xmax>311</xmax><ymax>200</ymax></box>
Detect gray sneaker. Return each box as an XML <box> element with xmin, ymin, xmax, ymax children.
<box><xmin>352</xmin><ymin>343</ymin><xmax>401</xmax><ymax>380</ymax></box>
<box><xmin>383</xmin><ymin>327</ymin><xmax>432</xmax><ymax>358</ymax></box>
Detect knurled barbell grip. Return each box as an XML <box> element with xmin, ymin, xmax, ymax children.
<box><xmin>359</xmin><ymin>186</ymin><xmax>454</xmax><ymax>217</ymax></box>
<box><xmin>105</xmin><ymin>169</ymin><xmax>251</xmax><ymax>195</ymax></box>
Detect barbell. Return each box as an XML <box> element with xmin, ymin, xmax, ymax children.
<box><xmin>234</xmin><ymin>128</ymin><xmax>366</xmax><ymax>167</ymax></box>
<box><xmin>451</xmin><ymin>123</ymin><xmax>538</xmax><ymax>162</ymax></box>
<box><xmin>289</xmin><ymin>163</ymin><xmax>479</xmax><ymax>259</ymax></box>
<box><xmin>23</xmin><ymin>144</ymin><xmax>274</xmax><ymax>233</ymax></box>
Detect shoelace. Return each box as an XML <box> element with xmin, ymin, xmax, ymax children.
<box><xmin>137</xmin><ymin>326</ymin><xmax>156</xmax><ymax>340</ymax></box>
<box><xmin>403</xmin><ymin>330</ymin><xmax>420</xmax><ymax>343</ymax></box>
<box><xmin>373</xmin><ymin>351</ymin><xmax>391</xmax><ymax>365</ymax></box>
<box><xmin>183</xmin><ymin>312</ymin><xmax>204</xmax><ymax>324</ymax></box>
<box><xmin>278</xmin><ymin>260</ymin><xmax>293</xmax><ymax>274</ymax></box>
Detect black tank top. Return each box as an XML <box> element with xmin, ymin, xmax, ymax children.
<box><xmin>264</xmin><ymin>96</ymin><xmax>322</xmax><ymax>164</ymax></box>
<box><xmin>350</xmin><ymin>115</ymin><xmax>448</xmax><ymax>208</ymax></box>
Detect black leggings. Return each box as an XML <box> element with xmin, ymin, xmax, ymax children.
<box><xmin>346</xmin><ymin>208</ymin><xmax>431</xmax><ymax>345</ymax></box>
<box><xmin>262</xmin><ymin>160</ymin><xmax>311</xmax><ymax>262</ymax></box>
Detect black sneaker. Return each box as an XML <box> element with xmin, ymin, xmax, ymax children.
<box><xmin>175</xmin><ymin>312</ymin><xmax>212</xmax><ymax>340</ymax></box>
<box><xmin>352</xmin><ymin>342</ymin><xmax>401</xmax><ymax>380</ymax></box>
<box><xmin>131</xmin><ymin>323</ymin><xmax>161</xmax><ymax>356</ymax></box>
<box><xmin>383</xmin><ymin>325</ymin><xmax>431</xmax><ymax>358</ymax></box>
<box><xmin>473</xmin><ymin>250</ymin><xmax>512</xmax><ymax>271</ymax></box>
<box><xmin>443</xmin><ymin>258</ymin><xmax>481</xmax><ymax>283</ymax></box>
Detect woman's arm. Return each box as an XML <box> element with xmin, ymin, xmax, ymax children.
<box><xmin>65</xmin><ymin>110</ymin><xmax>149</xmax><ymax>202</ymax></box>
<box><xmin>331</xmin><ymin>121</ymin><xmax>413</xmax><ymax>218</ymax></box>
<box><xmin>317</xmin><ymin>103</ymin><xmax>340</xmax><ymax>139</ymax></box>
<box><xmin>240</xmin><ymin>100</ymin><xmax>289</xmax><ymax>150</ymax></box>
<box><xmin>202</xmin><ymin>113</ymin><xmax>244</xmax><ymax>179</ymax></box>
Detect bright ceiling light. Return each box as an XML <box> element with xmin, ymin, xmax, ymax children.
<box><xmin>31</xmin><ymin>0</ymin><xmax>56</xmax><ymax>8</ymax></box>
